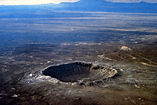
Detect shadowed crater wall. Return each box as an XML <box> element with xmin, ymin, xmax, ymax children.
<box><xmin>42</xmin><ymin>62</ymin><xmax>92</xmax><ymax>82</ymax></box>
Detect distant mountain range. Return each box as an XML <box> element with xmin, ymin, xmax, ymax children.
<box><xmin>59</xmin><ymin>0</ymin><xmax>157</xmax><ymax>13</ymax></box>
<box><xmin>0</xmin><ymin>0</ymin><xmax>157</xmax><ymax>13</ymax></box>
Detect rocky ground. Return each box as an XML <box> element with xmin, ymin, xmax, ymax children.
<box><xmin>0</xmin><ymin>35</ymin><xmax>157</xmax><ymax>105</ymax></box>
<box><xmin>0</xmin><ymin>11</ymin><xmax>157</xmax><ymax>105</ymax></box>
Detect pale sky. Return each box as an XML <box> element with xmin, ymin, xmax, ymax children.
<box><xmin>0</xmin><ymin>0</ymin><xmax>80</xmax><ymax>5</ymax></box>
<box><xmin>0</xmin><ymin>0</ymin><xmax>157</xmax><ymax>5</ymax></box>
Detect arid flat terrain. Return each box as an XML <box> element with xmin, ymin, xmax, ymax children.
<box><xmin>0</xmin><ymin>12</ymin><xmax>157</xmax><ymax>105</ymax></box>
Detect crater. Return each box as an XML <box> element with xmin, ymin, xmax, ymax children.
<box><xmin>42</xmin><ymin>62</ymin><xmax>118</xmax><ymax>84</ymax></box>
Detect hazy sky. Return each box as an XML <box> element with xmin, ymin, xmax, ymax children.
<box><xmin>0</xmin><ymin>0</ymin><xmax>157</xmax><ymax>5</ymax></box>
<box><xmin>0</xmin><ymin>0</ymin><xmax>79</xmax><ymax>5</ymax></box>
